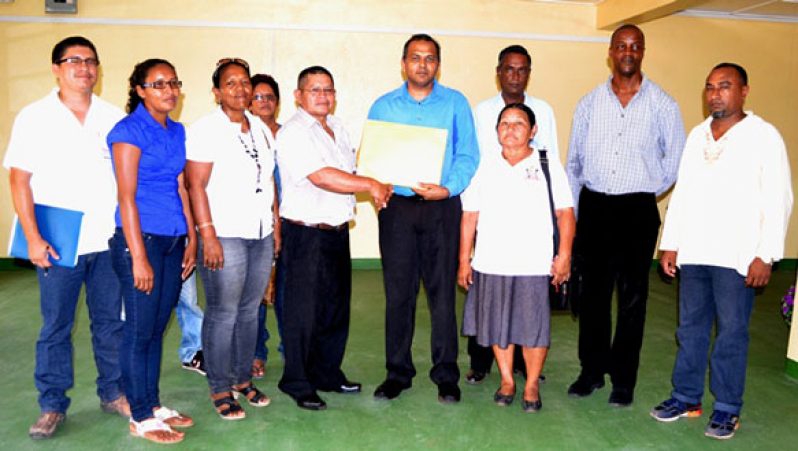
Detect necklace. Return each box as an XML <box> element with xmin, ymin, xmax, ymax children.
<box><xmin>237</xmin><ymin>128</ymin><xmax>263</xmax><ymax>193</ymax></box>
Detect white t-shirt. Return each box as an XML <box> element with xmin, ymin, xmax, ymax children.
<box><xmin>474</xmin><ymin>93</ymin><xmax>559</xmax><ymax>160</ymax></box>
<box><xmin>461</xmin><ymin>150</ymin><xmax>573</xmax><ymax>276</ymax></box>
<box><xmin>3</xmin><ymin>89</ymin><xmax>124</xmax><ymax>255</ymax></box>
<box><xmin>659</xmin><ymin>112</ymin><xmax>793</xmax><ymax>276</ymax></box>
<box><xmin>276</xmin><ymin>108</ymin><xmax>356</xmax><ymax>226</ymax></box>
<box><xmin>186</xmin><ymin>108</ymin><xmax>276</xmax><ymax>239</ymax></box>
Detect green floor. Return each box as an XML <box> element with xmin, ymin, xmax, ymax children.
<box><xmin>1</xmin><ymin>265</ymin><xmax>796</xmax><ymax>450</ymax></box>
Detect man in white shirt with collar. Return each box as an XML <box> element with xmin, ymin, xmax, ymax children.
<box><xmin>276</xmin><ymin>66</ymin><xmax>392</xmax><ymax>411</ymax></box>
<box><xmin>4</xmin><ymin>36</ymin><xmax>129</xmax><ymax>440</ymax></box>
<box><xmin>474</xmin><ymin>45</ymin><xmax>559</xmax><ymax>159</ymax></box>
<box><xmin>651</xmin><ymin>63</ymin><xmax>792</xmax><ymax>440</ymax></box>
<box><xmin>467</xmin><ymin>44</ymin><xmax>560</xmax><ymax>383</ymax></box>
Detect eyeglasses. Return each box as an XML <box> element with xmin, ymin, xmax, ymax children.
<box><xmin>141</xmin><ymin>80</ymin><xmax>183</xmax><ymax>90</ymax></box>
<box><xmin>216</xmin><ymin>58</ymin><xmax>250</xmax><ymax>69</ymax></box>
<box><xmin>302</xmin><ymin>87</ymin><xmax>336</xmax><ymax>96</ymax></box>
<box><xmin>253</xmin><ymin>94</ymin><xmax>277</xmax><ymax>102</ymax></box>
<box><xmin>56</xmin><ymin>56</ymin><xmax>99</xmax><ymax>67</ymax></box>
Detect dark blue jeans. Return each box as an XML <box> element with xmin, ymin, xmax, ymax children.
<box><xmin>671</xmin><ymin>265</ymin><xmax>754</xmax><ymax>415</ymax></box>
<box><xmin>35</xmin><ymin>250</ymin><xmax>124</xmax><ymax>413</ymax></box>
<box><xmin>199</xmin><ymin>236</ymin><xmax>273</xmax><ymax>395</ymax></box>
<box><xmin>110</xmin><ymin>229</ymin><xmax>185</xmax><ymax>422</ymax></box>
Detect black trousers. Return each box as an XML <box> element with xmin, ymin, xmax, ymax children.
<box><xmin>378</xmin><ymin>195</ymin><xmax>461</xmax><ymax>386</ymax></box>
<box><xmin>467</xmin><ymin>336</ymin><xmax>525</xmax><ymax>374</ymax></box>
<box><xmin>575</xmin><ymin>187</ymin><xmax>660</xmax><ymax>391</ymax></box>
<box><xmin>278</xmin><ymin>220</ymin><xmax>351</xmax><ymax>398</ymax></box>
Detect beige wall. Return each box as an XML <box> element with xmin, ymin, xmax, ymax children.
<box><xmin>1</xmin><ymin>0</ymin><xmax>796</xmax><ymax>258</ymax></box>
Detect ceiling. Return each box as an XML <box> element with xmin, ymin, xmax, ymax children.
<box><xmin>537</xmin><ymin>0</ymin><xmax>798</xmax><ymax>22</ymax></box>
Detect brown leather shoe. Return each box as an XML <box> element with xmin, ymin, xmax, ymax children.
<box><xmin>29</xmin><ymin>412</ymin><xmax>65</xmax><ymax>440</ymax></box>
<box><xmin>100</xmin><ymin>394</ymin><xmax>131</xmax><ymax>418</ymax></box>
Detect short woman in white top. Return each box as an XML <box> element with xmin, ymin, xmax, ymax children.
<box><xmin>459</xmin><ymin>103</ymin><xmax>575</xmax><ymax>412</ymax></box>
<box><xmin>185</xmin><ymin>59</ymin><xmax>277</xmax><ymax>420</ymax></box>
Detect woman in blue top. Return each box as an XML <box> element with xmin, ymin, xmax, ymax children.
<box><xmin>108</xmin><ymin>59</ymin><xmax>196</xmax><ymax>444</ymax></box>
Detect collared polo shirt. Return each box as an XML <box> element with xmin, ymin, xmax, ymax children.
<box><xmin>186</xmin><ymin>108</ymin><xmax>275</xmax><ymax>239</ymax></box>
<box><xmin>462</xmin><ymin>151</ymin><xmax>573</xmax><ymax>276</ymax></box>
<box><xmin>107</xmin><ymin>103</ymin><xmax>187</xmax><ymax>236</ymax></box>
<box><xmin>367</xmin><ymin>80</ymin><xmax>479</xmax><ymax>197</ymax></box>
<box><xmin>3</xmin><ymin>88</ymin><xmax>124</xmax><ymax>255</ymax></box>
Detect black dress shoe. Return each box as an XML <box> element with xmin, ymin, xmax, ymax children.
<box><xmin>373</xmin><ymin>379</ymin><xmax>410</xmax><ymax>400</ymax></box>
<box><xmin>295</xmin><ymin>393</ymin><xmax>327</xmax><ymax>411</ymax></box>
<box><xmin>493</xmin><ymin>389</ymin><xmax>515</xmax><ymax>406</ymax></box>
<box><xmin>522</xmin><ymin>398</ymin><xmax>543</xmax><ymax>413</ymax></box>
<box><xmin>567</xmin><ymin>376</ymin><xmax>605</xmax><ymax>398</ymax></box>
<box><xmin>465</xmin><ymin>369</ymin><xmax>487</xmax><ymax>385</ymax></box>
<box><xmin>437</xmin><ymin>382</ymin><xmax>461</xmax><ymax>404</ymax></box>
<box><xmin>608</xmin><ymin>388</ymin><xmax>634</xmax><ymax>407</ymax></box>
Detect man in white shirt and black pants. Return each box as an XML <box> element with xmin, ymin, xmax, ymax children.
<box><xmin>651</xmin><ymin>63</ymin><xmax>793</xmax><ymax>440</ymax></box>
<box><xmin>276</xmin><ymin>66</ymin><xmax>392</xmax><ymax>411</ymax></box>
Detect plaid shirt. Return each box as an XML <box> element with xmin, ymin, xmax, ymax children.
<box><xmin>566</xmin><ymin>76</ymin><xmax>685</xmax><ymax>207</ymax></box>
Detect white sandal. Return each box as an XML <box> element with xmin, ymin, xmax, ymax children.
<box><xmin>154</xmin><ymin>406</ymin><xmax>194</xmax><ymax>428</ymax></box>
<box><xmin>129</xmin><ymin>418</ymin><xmax>184</xmax><ymax>444</ymax></box>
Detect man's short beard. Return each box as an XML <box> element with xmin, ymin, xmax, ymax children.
<box><xmin>711</xmin><ymin>110</ymin><xmax>726</xmax><ymax>119</ymax></box>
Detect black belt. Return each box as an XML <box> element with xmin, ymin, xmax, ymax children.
<box><xmin>283</xmin><ymin>218</ymin><xmax>348</xmax><ymax>231</ymax></box>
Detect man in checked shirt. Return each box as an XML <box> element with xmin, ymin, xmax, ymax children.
<box><xmin>565</xmin><ymin>24</ymin><xmax>686</xmax><ymax>407</ymax></box>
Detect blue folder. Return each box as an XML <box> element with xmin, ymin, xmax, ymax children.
<box><xmin>8</xmin><ymin>204</ymin><xmax>84</xmax><ymax>268</ymax></box>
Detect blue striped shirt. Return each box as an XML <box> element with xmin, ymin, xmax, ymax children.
<box><xmin>367</xmin><ymin>80</ymin><xmax>479</xmax><ymax>197</ymax></box>
<box><xmin>566</xmin><ymin>76</ymin><xmax>685</xmax><ymax>206</ymax></box>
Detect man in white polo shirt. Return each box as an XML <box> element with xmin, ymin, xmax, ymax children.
<box><xmin>4</xmin><ymin>36</ymin><xmax>129</xmax><ymax>440</ymax></box>
<box><xmin>467</xmin><ymin>44</ymin><xmax>560</xmax><ymax>383</ymax></box>
<box><xmin>276</xmin><ymin>66</ymin><xmax>392</xmax><ymax>411</ymax></box>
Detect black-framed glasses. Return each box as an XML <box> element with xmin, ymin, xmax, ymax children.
<box><xmin>56</xmin><ymin>56</ymin><xmax>99</xmax><ymax>67</ymax></box>
<box><xmin>141</xmin><ymin>80</ymin><xmax>183</xmax><ymax>90</ymax></box>
<box><xmin>302</xmin><ymin>87</ymin><xmax>336</xmax><ymax>96</ymax></box>
<box><xmin>253</xmin><ymin>94</ymin><xmax>277</xmax><ymax>102</ymax></box>
<box><xmin>216</xmin><ymin>58</ymin><xmax>250</xmax><ymax>69</ymax></box>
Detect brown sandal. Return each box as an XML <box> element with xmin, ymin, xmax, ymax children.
<box><xmin>234</xmin><ymin>383</ymin><xmax>271</xmax><ymax>407</ymax></box>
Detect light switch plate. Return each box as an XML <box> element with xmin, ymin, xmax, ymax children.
<box><xmin>45</xmin><ymin>0</ymin><xmax>77</xmax><ymax>14</ymax></box>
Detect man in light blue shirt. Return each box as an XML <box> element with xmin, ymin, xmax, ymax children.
<box><xmin>368</xmin><ymin>34</ymin><xmax>479</xmax><ymax>404</ymax></box>
<box><xmin>565</xmin><ymin>24</ymin><xmax>685</xmax><ymax>407</ymax></box>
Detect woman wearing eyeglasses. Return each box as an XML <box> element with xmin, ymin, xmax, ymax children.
<box><xmin>186</xmin><ymin>58</ymin><xmax>277</xmax><ymax>420</ymax></box>
<box><xmin>108</xmin><ymin>59</ymin><xmax>195</xmax><ymax>444</ymax></box>
<box><xmin>248</xmin><ymin>73</ymin><xmax>282</xmax><ymax>380</ymax></box>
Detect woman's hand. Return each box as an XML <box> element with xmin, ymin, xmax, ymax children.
<box><xmin>202</xmin><ymin>235</ymin><xmax>224</xmax><ymax>271</ymax></box>
<box><xmin>132</xmin><ymin>255</ymin><xmax>154</xmax><ymax>294</ymax></box>
<box><xmin>181</xmin><ymin>238</ymin><xmax>197</xmax><ymax>280</ymax></box>
<box><xmin>457</xmin><ymin>262</ymin><xmax>473</xmax><ymax>290</ymax></box>
<box><xmin>550</xmin><ymin>253</ymin><xmax>571</xmax><ymax>286</ymax></box>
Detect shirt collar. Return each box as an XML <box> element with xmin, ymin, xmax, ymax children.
<box><xmin>132</xmin><ymin>102</ymin><xmax>178</xmax><ymax>131</ymax></box>
<box><xmin>399</xmin><ymin>79</ymin><xmax>441</xmax><ymax>103</ymax></box>
<box><xmin>295</xmin><ymin>107</ymin><xmax>332</xmax><ymax>130</ymax></box>
<box><xmin>604</xmin><ymin>74</ymin><xmax>650</xmax><ymax>99</ymax></box>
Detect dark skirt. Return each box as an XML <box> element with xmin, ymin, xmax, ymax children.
<box><xmin>462</xmin><ymin>270</ymin><xmax>550</xmax><ymax>348</ymax></box>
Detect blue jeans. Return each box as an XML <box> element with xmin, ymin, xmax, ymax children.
<box><xmin>176</xmin><ymin>272</ymin><xmax>203</xmax><ymax>362</ymax></box>
<box><xmin>671</xmin><ymin>265</ymin><xmax>754</xmax><ymax>415</ymax></box>
<box><xmin>35</xmin><ymin>250</ymin><xmax>124</xmax><ymax>413</ymax></box>
<box><xmin>254</xmin><ymin>303</ymin><xmax>270</xmax><ymax>361</ymax></box>
<box><xmin>200</xmin><ymin>236</ymin><xmax>273</xmax><ymax>394</ymax></box>
<box><xmin>110</xmin><ymin>230</ymin><xmax>185</xmax><ymax>422</ymax></box>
